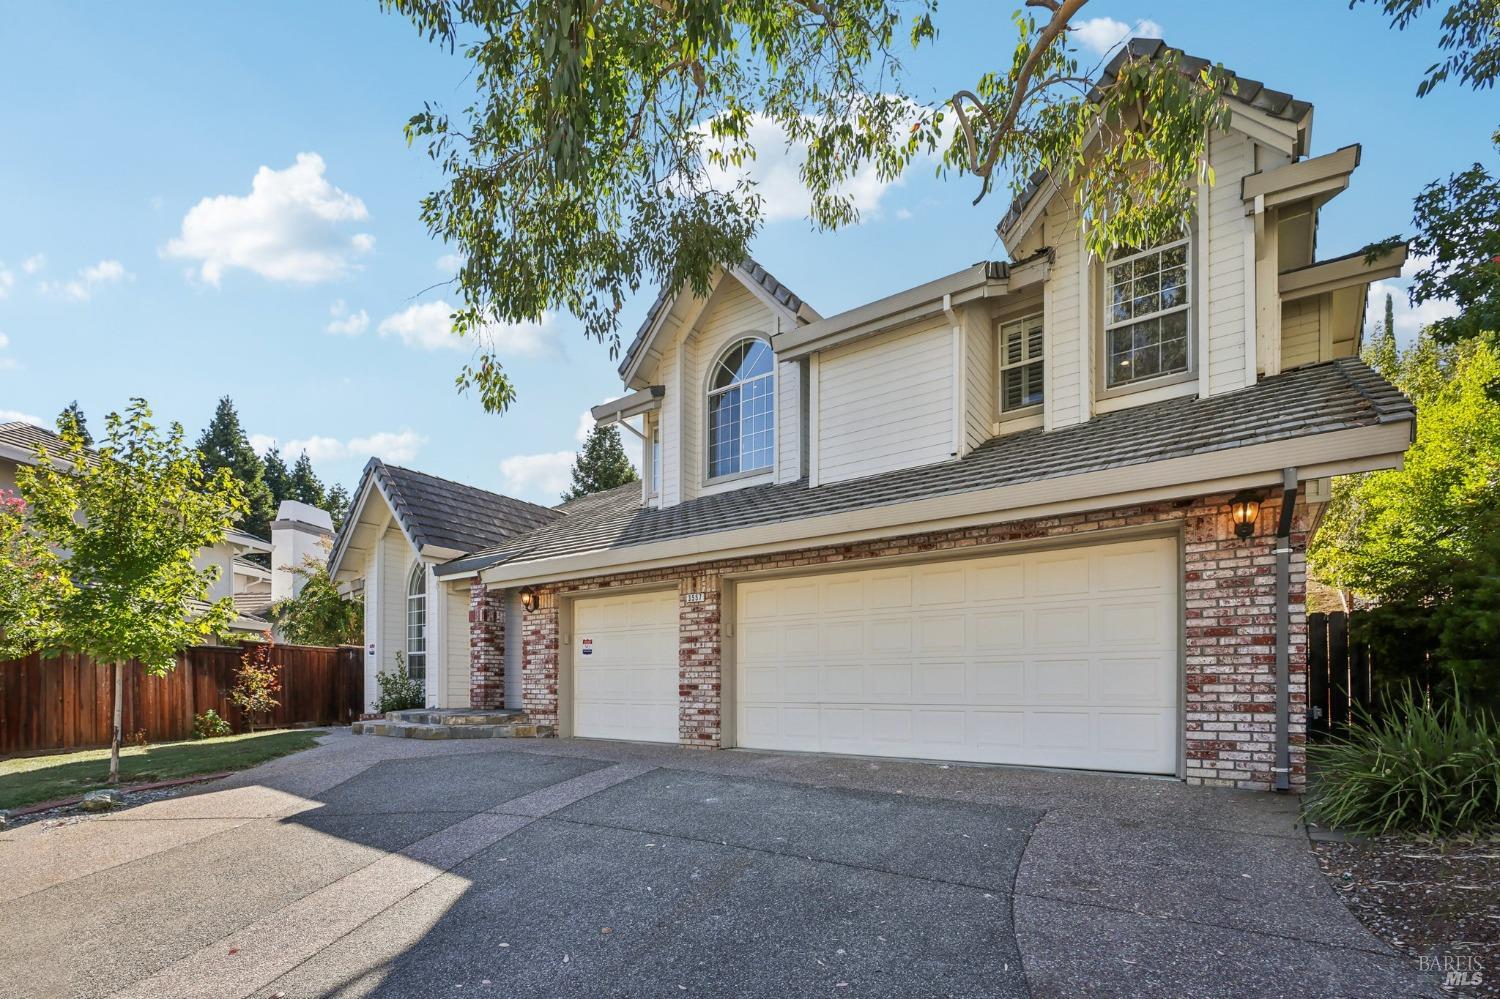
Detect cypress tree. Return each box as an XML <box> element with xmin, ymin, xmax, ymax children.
<box><xmin>563</xmin><ymin>424</ymin><xmax>639</xmax><ymax>501</ymax></box>
<box><xmin>289</xmin><ymin>451</ymin><xmax>327</xmax><ymax>507</ymax></box>
<box><xmin>262</xmin><ymin>446</ymin><xmax>291</xmax><ymax>507</ymax></box>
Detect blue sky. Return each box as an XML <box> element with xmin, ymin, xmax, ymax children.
<box><xmin>0</xmin><ymin>1</ymin><xmax>1488</xmax><ymax>505</ymax></box>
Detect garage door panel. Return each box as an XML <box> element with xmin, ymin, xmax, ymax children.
<box><xmin>736</xmin><ymin>537</ymin><xmax>1179</xmax><ymax>774</ymax></box>
<box><xmin>573</xmin><ymin>589</ymin><xmax>678</xmax><ymax>744</ymax></box>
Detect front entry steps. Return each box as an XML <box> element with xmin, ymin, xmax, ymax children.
<box><xmin>351</xmin><ymin>709</ymin><xmax>554</xmax><ymax>741</ymax></box>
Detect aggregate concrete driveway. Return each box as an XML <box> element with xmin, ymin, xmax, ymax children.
<box><xmin>0</xmin><ymin>731</ymin><xmax>1437</xmax><ymax>998</ymax></box>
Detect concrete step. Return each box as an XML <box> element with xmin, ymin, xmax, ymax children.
<box><xmin>351</xmin><ymin>718</ymin><xmax>554</xmax><ymax>740</ymax></box>
<box><xmin>385</xmin><ymin>709</ymin><xmax>527</xmax><ymax>726</ymax></box>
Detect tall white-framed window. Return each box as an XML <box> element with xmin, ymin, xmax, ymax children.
<box><xmin>999</xmin><ymin>312</ymin><xmax>1044</xmax><ymax>412</ymax></box>
<box><xmin>706</xmin><ymin>337</ymin><xmax>775</xmax><ymax>479</ymax></box>
<box><xmin>1105</xmin><ymin>238</ymin><xmax>1191</xmax><ymax>389</ymax></box>
<box><xmin>405</xmin><ymin>562</ymin><xmax>427</xmax><ymax>683</ymax></box>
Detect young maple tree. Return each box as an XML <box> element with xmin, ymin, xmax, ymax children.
<box><xmin>230</xmin><ymin>633</ymin><xmax>284</xmax><ymax>731</ymax></box>
<box><xmin>0</xmin><ymin>400</ymin><xmax>245</xmax><ymax>782</ymax></box>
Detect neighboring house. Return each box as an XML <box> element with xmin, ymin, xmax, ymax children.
<box><xmin>327</xmin><ymin>459</ymin><xmax>564</xmax><ymax>710</ymax></box>
<box><xmin>423</xmin><ymin>40</ymin><xmax>1414</xmax><ymax>792</ymax></box>
<box><xmin>0</xmin><ymin>421</ymin><xmax>329</xmax><ymax>636</ymax></box>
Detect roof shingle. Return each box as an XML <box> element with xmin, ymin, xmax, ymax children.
<box><xmin>438</xmin><ymin>359</ymin><xmax>1412</xmax><ymax>577</ymax></box>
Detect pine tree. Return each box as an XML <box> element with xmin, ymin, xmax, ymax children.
<box><xmin>56</xmin><ymin>401</ymin><xmax>93</xmax><ymax>447</ymax></box>
<box><xmin>262</xmin><ymin>446</ymin><xmax>291</xmax><ymax>507</ymax></box>
<box><xmin>196</xmin><ymin>396</ymin><xmax>276</xmax><ymax>538</ymax></box>
<box><xmin>289</xmin><ymin>451</ymin><xmax>326</xmax><ymax>507</ymax></box>
<box><xmin>563</xmin><ymin>424</ymin><xmax>639</xmax><ymax>501</ymax></box>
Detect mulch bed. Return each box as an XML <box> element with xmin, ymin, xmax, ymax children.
<box><xmin>1313</xmin><ymin>836</ymin><xmax>1500</xmax><ymax>996</ymax></box>
<box><xmin>1</xmin><ymin>773</ymin><xmax>231</xmax><ymax>831</ymax></box>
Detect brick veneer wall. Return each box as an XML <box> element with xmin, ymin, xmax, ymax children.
<box><xmin>478</xmin><ymin>490</ymin><xmax>1317</xmax><ymax>791</ymax></box>
<box><xmin>468</xmin><ymin>580</ymin><xmax>505</xmax><ymax>710</ymax></box>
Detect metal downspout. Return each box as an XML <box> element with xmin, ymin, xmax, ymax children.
<box><xmin>1273</xmin><ymin>467</ymin><xmax>1299</xmax><ymax>793</ymax></box>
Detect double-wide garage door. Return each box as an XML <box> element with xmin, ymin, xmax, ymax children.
<box><xmin>735</xmin><ymin>537</ymin><xmax>1179</xmax><ymax>774</ymax></box>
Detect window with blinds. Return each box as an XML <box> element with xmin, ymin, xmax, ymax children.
<box><xmin>999</xmin><ymin>313</ymin><xmax>1044</xmax><ymax>412</ymax></box>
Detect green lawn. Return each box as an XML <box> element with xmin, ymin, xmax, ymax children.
<box><xmin>0</xmin><ymin>729</ymin><xmax>325</xmax><ymax>811</ymax></box>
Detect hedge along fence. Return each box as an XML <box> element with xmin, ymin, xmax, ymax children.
<box><xmin>0</xmin><ymin>643</ymin><xmax>363</xmax><ymax>756</ymax></box>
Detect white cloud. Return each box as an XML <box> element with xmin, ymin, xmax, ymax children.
<box><xmin>40</xmin><ymin>259</ymin><xmax>132</xmax><ymax>301</ymax></box>
<box><xmin>162</xmin><ymin>152</ymin><xmax>374</xmax><ymax>285</ymax></box>
<box><xmin>498</xmin><ymin>450</ymin><xmax>574</xmax><ymax>503</ymax></box>
<box><xmin>325</xmin><ymin>299</ymin><xmax>369</xmax><ymax>336</ymax></box>
<box><xmin>695</xmin><ymin>110</ymin><xmax>914</xmax><ymax>223</ymax></box>
<box><xmin>377</xmin><ymin>299</ymin><xmax>558</xmax><ymax>356</ymax></box>
<box><xmin>1072</xmin><ymin>17</ymin><xmax>1164</xmax><ymax>56</ymax></box>
<box><xmin>576</xmin><ymin>409</ymin><xmax>597</xmax><ymax>443</ymax></box>
<box><xmin>1366</xmin><ymin>254</ymin><xmax>1460</xmax><ymax>345</ymax></box>
<box><xmin>435</xmin><ymin>252</ymin><xmax>462</xmax><ymax>272</ymax></box>
<box><xmin>0</xmin><ymin>408</ymin><xmax>43</xmax><ymax>425</ymax></box>
<box><xmin>252</xmin><ymin>428</ymin><xmax>428</xmax><ymax>465</ymax></box>
<box><xmin>21</xmin><ymin>254</ymin><xmax>45</xmax><ymax>275</ymax></box>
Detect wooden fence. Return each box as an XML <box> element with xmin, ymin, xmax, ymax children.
<box><xmin>0</xmin><ymin>643</ymin><xmax>363</xmax><ymax>756</ymax></box>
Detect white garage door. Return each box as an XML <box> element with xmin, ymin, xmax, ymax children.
<box><xmin>573</xmin><ymin>589</ymin><xmax>679</xmax><ymax>743</ymax></box>
<box><xmin>735</xmin><ymin>537</ymin><xmax>1179</xmax><ymax>774</ymax></box>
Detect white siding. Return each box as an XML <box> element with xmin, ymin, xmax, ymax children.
<box><xmin>657</xmin><ymin>336</ymin><xmax>683</xmax><ymax>507</ymax></box>
<box><xmin>1281</xmin><ymin>297</ymin><xmax>1322</xmax><ymax>369</ymax></box>
<box><xmin>815</xmin><ymin>321</ymin><xmax>954</xmax><ymax>485</ymax></box>
<box><xmin>776</xmin><ymin>358</ymin><xmax>803</xmax><ymax>482</ymax></box>
<box><xmin>962</xmin><ymin>303</ymin><xmax>996</xmax><ymax>450</ymax></box>
<box><xmin>680</xmin><ymin>278</ymin><xmax>777</xmax><ymax>501</ymax></box>
<box><xmin>444</xmin><ymin>584</ymin><xmax>469</xmax><ymax>709</ymax></box>
<box><xmin>1205</xmin><ymin>130</ymin><xmax>1254</xmax><ymax>395</ymax></box>
<box><xmin>380</xmin><ymin>527</ymin><xmax>411</xmax><ymax>676</ymax></box>
<box><xmin>1043</xmin><ymin>199</ymin><xmax>1085</xmax><ymax>430</ymax></box>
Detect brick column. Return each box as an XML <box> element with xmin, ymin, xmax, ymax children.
<box><xmin>679</xmin><ymin>573</ymin><xmax>723</xmax><ymax>748</ymax></box>
<box><xmin>469</xmin><ymin>580</ymin><xmax>505</xmax><ymax>710</ymax></box>
<box><xmin>1183</xmin><ymin>493</ymin><xmax>1314</xmax><ymax>791</ymax></box>
<box><xmin>522</xmin><ymin>593</ymin><xmax>560</xmax><ymax>728</ymax></box>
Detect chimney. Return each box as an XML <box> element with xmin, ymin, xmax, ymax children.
<box><xmin>270</xmin><ymin>500</ymin><xmax>335</xmax><ymax>604</ymax></box>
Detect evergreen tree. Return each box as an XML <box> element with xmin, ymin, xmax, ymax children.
<box><xmin>262</xmin><ymin>446</ymin><xmax>292</xmax><ymax>507</ymax></box>
<box><xmin>289</xmin><ymin>451</ymin><xmax>326</xmax><ymax>507</ymax></box>
<box><xmin>1364</xmin><ymin>293</ymin><xmax>1400</xmax><ymax>378</ymax></box>
<box><xmin>55</xmin><ymin>401</ymin><xmax>93</xmax><ymax>447</ymax></box>
<box><xmin>325</xmin><ymin>483</ymin><xmax>352</xmax><ymax>533</ymax></box>
<box><xmin>563</xmin><ymin>424</ymin><xmax>639</xmax><ymax>501</ymax></box>
<box><xmin>195</xmin><ymin>396</ymin><xmax>275</xmax><ymax>538</ymax></box>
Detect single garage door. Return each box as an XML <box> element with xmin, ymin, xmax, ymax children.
<box><xmin>735</xmin><ymin>537</ymin><xmax>1179</xmax><ymax>774</ymax></box>
<box><xmin>573</xmin><ymin>589</ymin><xmax>679</xmax><ymax>743</ymax></box>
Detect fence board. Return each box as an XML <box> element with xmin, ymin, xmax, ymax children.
<box><xmin>0</xmin><ymin>644</ymin><xmax>363</xmax><ymax>756</ymax></box>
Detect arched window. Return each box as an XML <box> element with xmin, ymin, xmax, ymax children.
<box><xmin>707</xmin><ymin>338</ymin><xmax>775</xmax><ymax>478</ymax></box>
<box><xmin>406</xmin><ymin>563</ymin><xmax>427</xmax><ymax>683</ymax></box>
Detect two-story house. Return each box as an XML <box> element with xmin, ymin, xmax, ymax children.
<box><xmin>418</xmin><ymin>40</ymin><xmax>1415</xmax><ymax>792</ymax></box>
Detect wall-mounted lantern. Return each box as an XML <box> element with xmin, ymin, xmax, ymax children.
<box><xmin>518</xmin><ymin>586</ymin><xmax>538</xmax><ymax>612</ymax></box>
<box><xmin>1229</xmin><ymin>491</ymin><xmax>1263</xmax><ymax>539</ymax></box>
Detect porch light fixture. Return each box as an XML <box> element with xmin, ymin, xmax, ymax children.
<box><xmin>1229</xmin><ymin>491</ymin><xmax>1262</xmax><ymax>539</ymax></box>
<box><xmin>518</xmin><ymin>586</ymin><xmax>538</xmax><ymax>612</ymax></box>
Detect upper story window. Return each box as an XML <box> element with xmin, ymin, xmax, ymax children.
<box><xmin>406</xmin><ymin>562</ymin><xmax>426</xmax><ymax>683</ymax></box>
<box><xmin>1105</xmin><ymin>238</ymin><xmax>1191</xmax><ymax>389</ymax></box>
<box><xmin>999</xmin><ymin>313</ymin><xmax>1044</xmax><ymax>412</ymax></box>
<box><xmin>707</xmin><ymin>338</ymin><xmax>775</xmax><ymax>479</ymax></box>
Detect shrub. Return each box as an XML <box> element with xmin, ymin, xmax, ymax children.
<box><xmin>192</xmin><ymin>709</ymin><xmax>232</xmax><ymax>739</ymax></box>
<box><xmin>1306</xmin><ymin>686</ymin><xmax>1500</xmax><ymax>837</ymax></box>
<box><xmin>230</xmin><ymin>632</ymin><xmax>283</xmax><ymax>731</ymax></box>
<box><xmin>375</xmin><ymin>651</ymin><xmax>425</xmax><ymax>713</ymax></box>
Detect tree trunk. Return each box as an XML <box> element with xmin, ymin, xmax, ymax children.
<box><xmin>109</xmin><ymin>660</ymin><xmax>123</xmax><ymax>784</ymax></box>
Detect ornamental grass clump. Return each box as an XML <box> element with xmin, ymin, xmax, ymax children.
<box><xmin>1306</xmin><ymin>686</ymin><xmax>1500</xmax><ymax>838</ymax></box>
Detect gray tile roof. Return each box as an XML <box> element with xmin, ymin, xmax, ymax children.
<box><xmin>617</xmin><ymin>259</ymin><xmax>813</xmax><ymax>378</ymax></box>
<box><xmin>438</xmin><ymin>359</ymin><xmax>1412</xmax><ymax>577</ymax></box>
<box><xmin>998</xmin><ymin>37</ymin><xmax>1314</xmax><ymax>239</ymax></box>
<box><xmin>337</xmin><ymin>458</ymin><xmax>565</xmax><ymax>557</ymax></box>
<box><xmin>0</xmin><ymin>421</ymin><xmax>67</xmax><ymax>457</ymax></box>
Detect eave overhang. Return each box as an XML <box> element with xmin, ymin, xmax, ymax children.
<box><xmin>1279</xmin><ymin>244</ymin><xmax>1408</xmax><ymax>303</ymax></box>
<box><xmin>591</xmin><ymin>386</ymin><xmax>665</xmax><ymax>426</ymax></box>
<box><xmin>1242</xmin><ymin>144</ymin><xmax>1361</xmax><ymax>213</ymax></box>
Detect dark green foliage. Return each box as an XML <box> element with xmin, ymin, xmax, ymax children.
<box><xmin>375</xmin><ymin>652</ymin><xmax>425</xmax><ymax>712</ymax></box>
<box><xmin>1307</xmin><ymin>686</ymin><xmax>1500</xmax><ymax>837</ymax></box>
<box><xmin>325</xmin><ymin>483</ymin><xmax>351</xmax><ymax>532</ymax></box>
<box><xmin>196</xmin><ymin>396</ymin><xmax>276</xmax><ymax>539</ymax></box>
<box><xmin>262</xmin><ymin>446</ymin><xmax>291</xmax><ymax>506</ymax></box>
<box><xmin>56</xmin><ymin>401</ymin><xmax>92</xmax><ymax>447</ymax></box>
<box><xmin>563</xmin><ymin>424</ymin><xmax>639</xmax><ymax>501</ymax></box>
<box><xmin>289</xmin><ymin>451</ymin><xmax>326</xmax><ymax>507</ymax></box>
